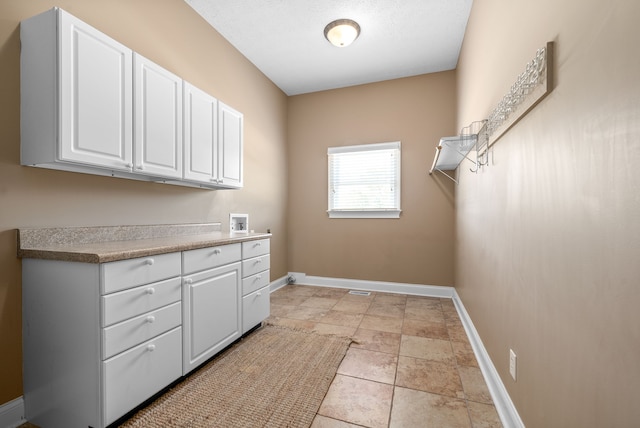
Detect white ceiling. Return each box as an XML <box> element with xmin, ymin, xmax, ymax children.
<box><xmin>185</xmin><ymin>0</ymin><xmax>473</xmax><ymax>96</ymax></box>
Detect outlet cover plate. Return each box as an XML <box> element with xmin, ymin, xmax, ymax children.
<box><xmin>509</xmin><ymin>349</ymin><xmax>517</xmax><ymax>381</ymax></box>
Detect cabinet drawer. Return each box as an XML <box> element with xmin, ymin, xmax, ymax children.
<box><xmin>242</xmin><ymin>269</ymin><xmax>270</xmax><ymax>296</ymax></box>
<box><xmin>102</xmin><ymin>276</ymin><xmax>181</xmax><ymax>327</ymax></box>
<box><xmin>103</xmin><ymin>327</ymin><xmax>182</xmax><ymax>426</ymax></box>
<box><xmin>242</xmin><ymin>285</ymin><xmax>270</xmax><ymax>334</ymax></box>
<box><xmin>183</xmin><ymin>243</ymin><xmax>241</xmax><ymax>274</ymax></box>
<box><xmin>102</xmin><ymin>252</ymin><xmax>181</xmax><ymax>294</ymax></box>
<box><xmin>242</xmin><ymin>239</ymin><xmax>270</xmax><ymax>259</ymax></box>
<box><xmin>242</xmin><ymin>254</ymin><xmax>270</xmax><ymax>278</ymax></box>
<box><xmin>102</xmin><ymin>302</ymin><xmax>181</xmax><ymax>360</ymax></box>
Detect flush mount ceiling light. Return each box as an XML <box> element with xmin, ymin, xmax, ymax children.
<box><xmin>324</xmin><ymin>19</ymin><xmax>360</xmax><ymax>47</ymax></box>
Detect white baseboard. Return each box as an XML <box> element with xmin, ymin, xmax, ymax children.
<box><xmin>0</xmin><ymin>396</ymin><xmax>25</xmax><ymax>428</ymax></box>
<box><xmin>452</xmin><ymin>290</ymin><xmax>525</xmax><ymax>428</ymax></box>
<box><xmin>281</xmin><ymin>272</ymin><xmax>523</xmax><ymax>428</ymax></box>
<box><xmin>269</xmin><ymin>274</ymin><xmax>290</xmax><ymax>293</ymax></box>
<box><xmin>285</xmin><ymin>272</ymin><xmax>455</xmax><ymax>298</ymax></box>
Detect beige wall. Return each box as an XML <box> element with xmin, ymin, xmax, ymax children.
<box><xmin>0</xmin><ymin>0</ymin><xmax>288</xmax><ymax>404</ymax></box>
<box><xmin>287</xmin><ymin>73</ymin><xmax>456</xmax><ymax>286</ymax></box>
<box><xmin>456</xmin><ymin>0</ymin><xmax>640</xmax><ymax>426</ymax></box>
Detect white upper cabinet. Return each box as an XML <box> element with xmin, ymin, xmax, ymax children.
<box><xmin>183</xmin><ymin>85</ymin><xmax>244</xmax><ymax>189</ymax></box>
<box><xmin>21</xmin><ymin>7</ymin><xmax>133</xmax><ymax>171</ymax></box>
<box><xmin>183</xmin><ymin>82</ymin><xmax>218</xmax><ymax>184</ymax></box>
<box><xmin>134</xmin><ymin>54</ymin><xmax>183</xmax><ymax>179</ymax></box>
<box><xmin>217</xmin><ymin>101</ymin><xmax>243</xmax><ymax>189</ymax></box>
<box><xmin>21</xmin><ymin>7</ymin><xmax>242</xmax><ymax>190</ymax></box>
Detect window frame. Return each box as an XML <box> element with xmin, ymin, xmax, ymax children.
<box><xmin>327</xmin><ymin>141</ymin><xmax>402</xmax><ymax>219</ymax></box>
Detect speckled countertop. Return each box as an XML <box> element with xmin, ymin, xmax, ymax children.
<box><xmin>17</xmin><ymin>223</ymin><xmax>271</xmax><ymax>263</ymax></box>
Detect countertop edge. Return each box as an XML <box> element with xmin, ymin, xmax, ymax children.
<box><xmin>18</xmin><ymin>233</ymin><xmax>272</xmax><ymax>263</ymax></box>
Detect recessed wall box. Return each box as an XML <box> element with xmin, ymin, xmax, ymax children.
<box><xmin>230</xmin><ymin>213</ymin><xmax>249</xmax><ymax>233</ymax></box>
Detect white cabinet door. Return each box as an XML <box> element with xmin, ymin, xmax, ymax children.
<box><xmin>134</xmin><ymin>54</ymin><xmax>183</xmax><ymax>179</ymax></box>
<box><xmin>58</xmin><ymin>9</ymin><xmax>133</xmax><ymax>170</ymax></box>
<box><xmin>182</xmin><ymin>262</ymin><xmax>241</xmax><ymax>374</ymax></box>
<box><xmin>183</xmin><ymin>82</ymin><xmax>217</xmax><ymax>184</ymax></box>
<box><xmin>218</xmin><ymin>101</ymin><xmax>243</xmax><ymax>188</ymax></box>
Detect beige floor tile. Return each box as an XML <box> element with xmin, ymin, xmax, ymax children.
<box><xmin>447</xmin><ymin>323</ymin><xmax>471</xmax><ymax>343</ymax></box>
<box><xmin>269</xmin><ymin>303</ymin><xmax>298</xmax><ymax>318</ymax></box>
<box><xmin>273</xmin><ymin>284</ymin><xmax>317</xmax><ymax>297</ymax></box>
<box><xmin>367</xmin><ymin>302</ymin><xmax>406</xmax><ymax>318</ymax></box>
<box><xmin>459</xmin><ymin>366</ymin><xmax>493</xmax><ymax>404</ymax></box>
<box><xmin>406</xmin><ymin>296</ymin><xmax>442</xmax><ymax>310</ymax></box>
<box><xmin>352</xmin><ymin>328</ymin><xmax>402</xmax><ymax>355</ymax></box>
<box><xmin>313</xmin><ymin>310</ymin><xmax>364</xmax><ymax>328</ymax></box>
<box><xmin>291</xmin><ymin>284</ymin><xmax>320</xmax><ymax>293</ymax></box>
<box><xmin>282</xmin><ymin>305</ymin><xmax>328</xmax><ymax>321</ymax></box>
<box><xmin>266</xmin><ymin>316</ymin><xmax>316</xmax><ymax>331</ymax></box>
<box><xmin>270</xmin><ymin>294</ymin><xmax>311</xmax><ymax>306</ymax></box>
<box><xmin>373</xmin><ymin>293</ymin><xmax>407</xmax><ymax>305</ymax></box>
<box><xmin>268</xmin><ymin>285</ymin><xmax>498</xmax><ymax>428</ymax></box>
<box><xmin>401</xmin><ymin>318</ymin><xmax>449</xmax><ymax>340</ymax></box>
<box><xmin>442</xmin><ymin>309</ymin><xmax>462</xmax><ymax>325</ymax></box>
<box><xmin>389</xmin><ymin>387</ymin><xmax>471</xmax><ymax>428</ymax></box>
<box><xmin>301</xmin><ymin>296</ymin><xmax>340</xmax><ymax>309</ymax></box>
<box><xmin>404</xmin><ymin>306</ymin><xmax>445</xmax><ymax>323</ymax></box>
<box><xmin>333</xmin><ymin>298</ymin><xmax>372</xmax><ymax>314</ymax></box>
<box><xmin>399</xmin><ymin>335</ymin><xmax>456</xmax><ymax>364</ymax></box>
<box><xmin>396</xmin><ymin>356</ymin><xmax>464</xmax><ymax>399</ymax></box>
<box><xmin>318</xmin><ymin>374</ymin><xmax>393</xmax><ymax>428</ymax></box>
<box><xmin>313</xmin><ymin>322</ymin><xmax>357</xmax><ymax>337</ymax></box>
<box><xmin>440</xmin><ymin>298</ymin><xmax>456</xmax><ymax>309</ymax></box>
<box><xmin>312</xmin><ymin>287</ymin><xmax>350</xmax><ymax>299</ymax></box>
<box><xmin>359</xmin><ymin>314</ymin><xmax>403</xmax><ymax>334</ymax></box>
<box><xmin>452</xmin><ymin>341</ymin><xmax>479</xmax><ymax>367</ymax></box>
<box><xmin>466</xmin><ymin>401</ymin><xmax>503</xmax><ymax>428</ymax></box>
<box><xmin>311</xmin><ymin>415</ymin><xmax>363</xmax><ymax>428</ymax></box>
<box><xmin>338</xmin><ymin>348</ymin><xmax>398</xmax><ymax>384</ymax></box>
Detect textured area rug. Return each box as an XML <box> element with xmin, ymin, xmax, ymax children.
<box><xmin>119</xmin><ymin>325</ymin><xmax>351</xmax><ymax>428</ymax></box>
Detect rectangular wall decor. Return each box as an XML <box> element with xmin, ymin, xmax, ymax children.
<box><xmin>481</xmin><ymin>41</ymin><xmax>554</xmax><ymax>152</ymax></box>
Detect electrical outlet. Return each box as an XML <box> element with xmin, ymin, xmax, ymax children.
<box><xmin>509</xmin><ymin>349</ymin><xmax>517</xmax><ymax>381</ymax></box>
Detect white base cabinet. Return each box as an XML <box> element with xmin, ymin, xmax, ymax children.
<box><xmin>182</xmin><ymin>244</ymin><xmax>243</xmax><ymax>374</ymax></box>
<box><xmin>22</xmin><ymin>255</ymin><xmax>183</xmax><ymax>428</ymax></box>
<box><xmin>22</xmin><ymin>237</ymin><xmax>270</xmax><ymax>427</ymax></box>
<box><xmin>241</xmin><ymin>239</ymin><xmax>271</xmax><ymax>333</ymax></box>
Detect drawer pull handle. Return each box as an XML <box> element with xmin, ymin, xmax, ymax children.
<box><xmin>255</xmin><ymin>259</ymin><xmax>262</xmax><ymax>264</ymax></box>
<box><xmin>256</xmin><ymin>275</ymin><xmax>262</xmax><ymax>280</ymax></box>
<box><xmin>213</xmin><ymin>249</ymin><xmax>222</xmax><ymax>255</ymax></box>
<box><xmin>146</xmin><ymin>316</ymin><xmax>156</xmax><ymax>323</ymax></box>
<box><xmin>146</xmin><ymin>288</ymin><xmax>155</xmax><ymax>295</ymax></box>
<box><xmin>147</xmin><ymin>344</ymin><xmax>156</xmax><ymax>352</ymax></box>
<box><xmin>184</xmin><ymin>278</ymin><xmax>193</xmax><ymax>285</ymax></box>
<box><xmin>145</xmin><ymin>258</ymin><xmax>155</xmax><ymax>266</ymax></box>
<box><xmin>255</xmin><ymin>242</ymin><xmax>261</xmax><ymax>247</ymax></box>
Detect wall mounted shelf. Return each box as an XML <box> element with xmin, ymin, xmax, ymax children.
<box><xmin>429</xmin><ymin>134</ymin><xmax>478</xmax><ymax>183</ymax></box>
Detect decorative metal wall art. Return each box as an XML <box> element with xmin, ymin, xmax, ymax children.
<box><xmin>480</xmin><ymin>41</ymin><xmax>554</xmax><ymax>152</ymax></box>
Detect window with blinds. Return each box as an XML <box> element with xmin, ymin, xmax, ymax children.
<box><xmin>327</xmin><ymin>141</ymin><xmax>401</xmax><ymax>218</ymax></box>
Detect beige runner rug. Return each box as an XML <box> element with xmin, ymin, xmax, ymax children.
<box><xmin>119</xmin><ymin>324</ymin><xmax>351</xmax><ymax>428</ymax></box>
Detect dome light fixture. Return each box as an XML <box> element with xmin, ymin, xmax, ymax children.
<box><xmin>324</xmin><ymin>19</ymin><xmax>360</xmax><ymax>47</ymax></box>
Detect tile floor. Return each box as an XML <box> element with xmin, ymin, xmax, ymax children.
<box><xmin>268</xmin><ymin>283</ymin><xmax>503</xmax><ymax>428</ymax></box>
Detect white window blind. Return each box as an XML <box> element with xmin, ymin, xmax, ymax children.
<box><xmin>328</xmin><ymin>141</ymin><xmax>401</xmax><ymax>219</ymax></box>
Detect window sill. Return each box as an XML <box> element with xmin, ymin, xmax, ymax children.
<box><xmin>327</xmin><ymin>210</ymin><xmax>402</xmax><ymax>219</ymax></box>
